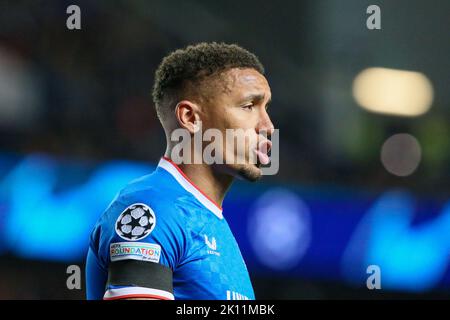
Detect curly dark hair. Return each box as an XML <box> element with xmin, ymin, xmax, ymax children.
<box><xmin>152</xmin><ymin>42</ymin><xmax>265</xmax><ymax>119</ymax></box>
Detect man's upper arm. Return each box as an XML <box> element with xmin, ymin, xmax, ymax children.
<box><xmin>104</xmin><ymin>259</ymin><xmax>174</xmax><ymax>300</ymax></box>
<box><xmin>100</xmin><ymin>200</ymin><xmax>184</xmax><ymax>300</ymax></box>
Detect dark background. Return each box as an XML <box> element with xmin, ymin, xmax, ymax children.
<box><xmin>0</xmin><ymin>0</ymin><xmax>448</xmax><ymax>299</ymax></box>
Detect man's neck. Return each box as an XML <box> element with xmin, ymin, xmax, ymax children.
<box><xmin>164</xmin><ymin>153</ymin><xmax>234</xmax><ymax>208</ymax></box>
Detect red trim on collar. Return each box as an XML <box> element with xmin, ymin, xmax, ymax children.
<box><xmin>162</xmin><ymin>157</ymin><xmax>223</xmax><ymax>210</ymax></box>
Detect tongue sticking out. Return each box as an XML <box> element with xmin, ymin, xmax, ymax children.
<box><xmin>255</xmin><ymin>149</ymin><xmax>270</xmax><ymax>165</ymax></box>
<box><xmin>255</xmin><ymin>139</ymin><xmax>271</xmax><ymax>165</ymax></box>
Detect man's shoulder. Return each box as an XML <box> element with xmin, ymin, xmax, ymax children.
<box><xmin>121</xmin><ymin>173</ymin><xmax>179</xmax><ymax>205</ymax></box>
<box><xmin>99</xmin><ymin>171</ymin><xmax>187</xmax><ymax>227</ymax></box>
<box><xmin>89</xmin><ymin>171</ymin><xmax>191</xmax><ymax>270</ymax></box>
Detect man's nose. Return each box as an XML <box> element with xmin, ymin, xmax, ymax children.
<box><xmin>256</xmin><ymin>110</ymin><xmax>274</xmax><ymax>136</ymax></box>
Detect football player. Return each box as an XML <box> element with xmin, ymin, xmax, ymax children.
<box><xmin>86</xmin><ymin>42</ymin><xmax>274</xmax><ymax>300</ymax></box>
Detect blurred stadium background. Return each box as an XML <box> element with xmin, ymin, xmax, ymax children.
<box><xmin>0</xmin><ymin>0</ymin><xmax>449</xmax><ymax>299</ymax></box>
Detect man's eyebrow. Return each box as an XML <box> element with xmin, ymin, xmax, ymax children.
<box><xmin>242</xmin><ymin>93</ymin><xmax>271</xmax><ymax>104</ymax></box>
<box><xmin>242</xmin><ymin>93</ymin><xmax>264</xmax><ymax>101</ymax></box>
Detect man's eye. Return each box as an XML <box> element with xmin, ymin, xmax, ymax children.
<box><xmin>242</xmin><ymin>104</ymin><xmax>254</xmax><ymax>110</ymax></box>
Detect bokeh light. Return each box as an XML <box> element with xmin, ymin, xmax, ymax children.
<box><xmin>380</xmin><ymin>134</ymin><xmax>422</xmax><ymax>177</ymax></box>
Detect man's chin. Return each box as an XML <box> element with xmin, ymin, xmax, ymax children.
<box><xmin>213</xmin><ymin>162</ymin><xmax>263</xmax><ymax>182</ymax></box>
<box><xmin>235</xmin><ymin>163</ymin><xmax>263</xmax><ymax>182</ymax></box>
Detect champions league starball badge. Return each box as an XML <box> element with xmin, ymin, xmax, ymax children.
<box><xmin>115</xmin><ymin>203</ymin><xmax>156</xmax><ymax>241</ymax></box>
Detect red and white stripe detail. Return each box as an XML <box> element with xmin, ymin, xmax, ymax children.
<box><xmin>103</xmin><ymin>286</ymin><xmax>174</xmax><ymax>300</ymax></box>
<box><xmin>158</xmin><ymin>157</ymin><xmax>223</xmax><ymax>219</ymax></box>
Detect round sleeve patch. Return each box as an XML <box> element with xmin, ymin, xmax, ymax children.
<box><xmin>115</xmin><ymin>203</ymin><xmax>156</xmax><ymax>241</ymax></box>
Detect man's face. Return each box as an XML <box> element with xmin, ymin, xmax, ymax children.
<box><xmin>200</xmin><ymin>68</ymin><xmax>274</xmax><ymax>181</ymax></box>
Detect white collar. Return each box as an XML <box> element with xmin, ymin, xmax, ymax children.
<box><xmin>158</xmin><ymin>157</ymin><xmax>224</xmax><ymax>219</ymax></box>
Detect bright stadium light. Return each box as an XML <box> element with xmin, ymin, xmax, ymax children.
<box><xmin>352</xmin><ymin>67</ymin><xmax>434</xmax><ymax>117</ymax></box>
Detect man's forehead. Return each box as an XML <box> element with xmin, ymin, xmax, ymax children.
<box><xmin>224</xmin><ymin>68</ymin><xmax>271</xmax><ymax>98</ymax></box>
<box><xmin>226</xmin><ymin>68</ymin><xmax>268</xmax><ymax>85</ymax></box>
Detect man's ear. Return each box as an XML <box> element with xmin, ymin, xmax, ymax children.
<box><xmin>175</xmin><ymin>100</ymin><xmax>201</xmax><ymax>134</ymax></box>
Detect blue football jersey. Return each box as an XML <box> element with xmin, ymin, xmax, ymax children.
<box><xmin>86</xmin><ymin>157</ymin><xmax>255</xmax><ymax>300</ymax></box>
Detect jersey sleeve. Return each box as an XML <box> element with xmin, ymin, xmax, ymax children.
<box><xmin>94</xmin><ymin>191</ymin><xmax>187</xmax><ymax>300</ymax></box>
